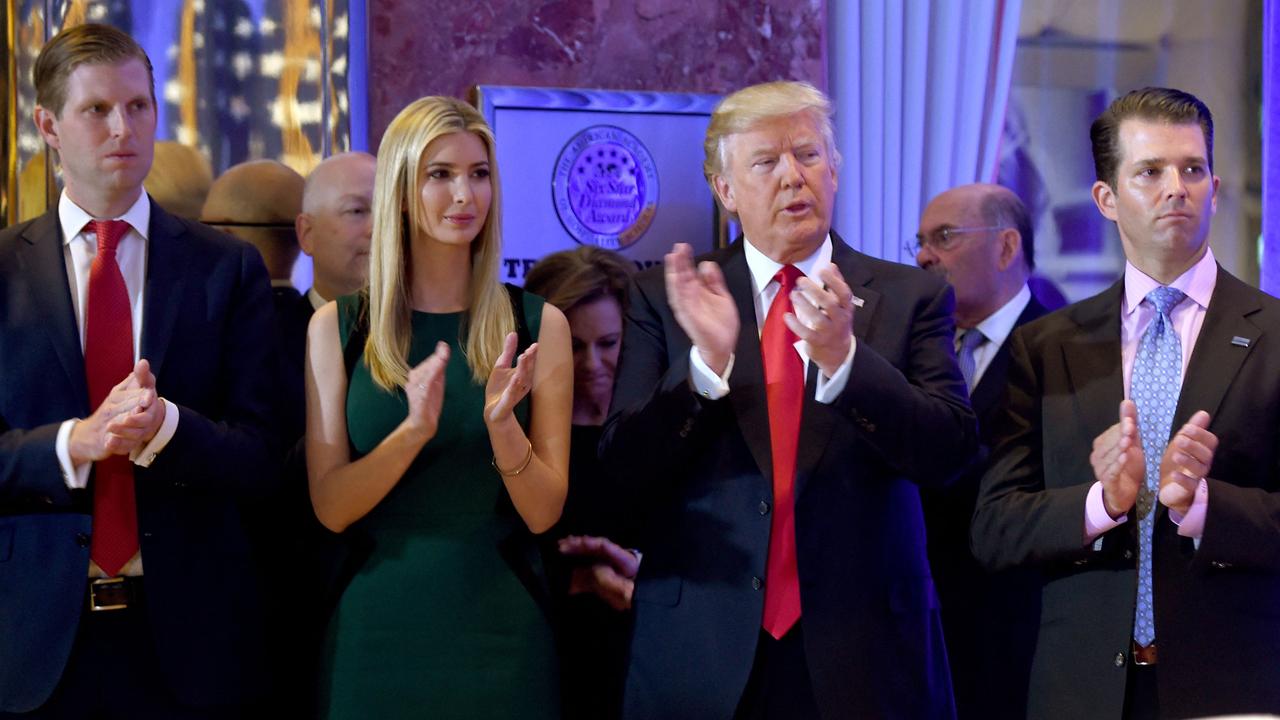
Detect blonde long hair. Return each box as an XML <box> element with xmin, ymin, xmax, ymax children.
<box><xmin>364</xmin><ymin>96</ymin><xmax>513</xmax><ymax>390</ymax></box>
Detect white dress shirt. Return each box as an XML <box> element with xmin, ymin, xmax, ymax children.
<box><xmin>963</xmin><ymin>284</ymin><xmax>1032</xmax><ymax>389</ymax></box>
<box><xmin>53</xmin><ymin>190</ymin><xmax>180</xmax><ymax>490</ymax></box>
<box><xmin>689</xmin><ymin>235</ymin><xmax>857</xmax><ymax>402</ymax></box>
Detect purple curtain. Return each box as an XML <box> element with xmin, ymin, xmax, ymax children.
<box><xmin>1263</xmin><ymin>0</ymin><xmax>1280</xmax><ymax>295</ymax></box>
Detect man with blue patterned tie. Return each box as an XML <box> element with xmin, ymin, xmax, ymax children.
<box><xmin>972</xmin><ymin>87</ymin><xmax>1280</xmax><ymax>719</ymax></box>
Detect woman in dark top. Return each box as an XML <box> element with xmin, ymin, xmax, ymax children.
<box><xmin>305</xmin><ymin>96</ymin><xmax>572</xmax><ymax>719</ymax></box>
<box><xmin>525</xmin><ymin>246</ymin><xmax>639</xmax><ymax>720</ymax></box>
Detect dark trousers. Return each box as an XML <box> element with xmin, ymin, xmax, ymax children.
<box><xmin>0</xmin><ymin>600</ymin><xmax>243</xmax><ymax>720</ymax></box>
<box><xmin>733</xmin><ymin>623</ymin><xmax>822</xmax><ymax>720</ymax></box>
<box><xmin>1123</xmin><ymin>663</ymin><xmax>1159</xmax><ymax>720</ymax></box>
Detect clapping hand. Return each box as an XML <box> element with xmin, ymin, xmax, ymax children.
<box><xmin>70</xmin><ymin>359</ymin><xmax>165</xmax><ymax>464</ymax></box>
<box><xmin>404</xmin><ymin>341</ymin><xmax>450</xmax><ymax>441</ymax></box>
<box><xmin>1158</xmin><ymin>411</ymin><xmax>1216</xmax><ymax>515</ymax></box>
<box><xmin>665</xmin><ymin>243</ymin><xmax>739</xmax><ymax>376</ymax></box>
<box><xmin>785</xmin><ymin>263</ymin><xmax>855</xmax><ymax>377</ymax></box>
<box><xmin>485</xmin><ymin>332</ymin><xmax>537</xmax><ymax>425</ymax></box>
<box><xmin>103</xmin><ymin>359</ymin><xmax>166</xmax><ymax>452</ymax></box>
<box><xmin>1090</xmin><ymin>400</ymin><xmax>1145</xmax><ymax>519</ymax></box>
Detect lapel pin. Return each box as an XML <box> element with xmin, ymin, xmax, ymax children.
<box><xmin>851</xmin><ymin>296</ymin><xmax>865</xmax><ymax>308</ymax></box>
<box><xmin>1231</xmin><ymin>336</ymin><xmax>1252</xmax><ymax>348</ymax></box>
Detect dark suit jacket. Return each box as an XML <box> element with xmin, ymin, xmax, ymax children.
<box><xmin>971</xmin><ymin>267</ymin><xmax>1280</xmax><ymax>719</ymax></box>
<box><xmin>0</xmin><ymin>200</ymin><xmax>279</xmax><ymax>713</ymax></box>
<box><xmin>273</xmin><ymin>285</ymin><xmax>314</xmax><ymax>440</ymax></box>
<box><xmin>602</xmin><ymin>234</ymin><xmax>978</xmax><ymax>720</ymax></box>
<box><xmin>920</xmin><ymin>294</ymin><xmax>1048</xmax><ymax>719</ymax></box>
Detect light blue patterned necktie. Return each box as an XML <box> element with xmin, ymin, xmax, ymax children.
<box><xmin>1130</xmin><ymin>285</ymin><xmax>1186</xmax><ymax>647</ymax></box>
<box><xmin>956</xmin><ymin>328</ymin><xmax>987</xmax><ymax>391</ymax></box>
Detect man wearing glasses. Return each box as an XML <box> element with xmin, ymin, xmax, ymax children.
<box><xmin>912</xmin><ymin>182</ymin><xmax>1049</xmax><ymax>719</ymax></box>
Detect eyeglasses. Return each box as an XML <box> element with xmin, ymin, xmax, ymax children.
<box><xmin>904</xmin><ymin>225</ymin><xmax>1006</xmax><ymax>256</ymax></box>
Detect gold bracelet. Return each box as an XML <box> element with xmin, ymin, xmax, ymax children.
<box><xmin>492</xmin><ymin>439</ymin><xmax>534</xmax><ymax>477</ymax></box>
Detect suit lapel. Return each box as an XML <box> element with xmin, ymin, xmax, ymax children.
<box><xmin>140</xmin><ymin>202</ymin><xmax>190</xmax><ymax>379</ymax></box>
<box><xmin>19</xmin><ymin>212</ymin><xmax>90</xmax><ymax>413</ymax></box>
<box><xmin>1061</xmin><ymin>281</ymin><xmax>1125</xmax><ymax>439</ymax></box>
<box><xmin>1174</xmin><ymin>266</ymin><xmax>1261</xmax><ymax>428</ymax></box>
<box><xmin>795</xmin><ymin>235</ymin><xmax>869</xmax><ymax>496</ymax></box>
<box><xmin>722</xmin><ymin>242</ymin><xmax>776</xmax><ymax>483</ymax></box>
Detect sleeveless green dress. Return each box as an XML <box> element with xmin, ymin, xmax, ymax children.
<box><xmin>320</xmin><ymin>292</ymin><xmax>560</xmax><ymax>719</ymax></box>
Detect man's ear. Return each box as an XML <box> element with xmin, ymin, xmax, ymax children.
<box><xmin>1091</xmin><ymin>180</ymin><xmax>1118</xmax><ymax>222</ymax></box>
<box><xmin>997</xmin><ymin>228</ymin><xmax>1020</xmax><ymax>271</ymax></box>
<box><xmin>33</xmin><ymin>105</ymin><xmax>61</xmax><ymax>151</ymax></box>
<box><xmin>295</xmin><ymin>213</ymin><xmax>314</xmax><ymax>255</ymax></box>
<box><xmin>712</xmin><ymin>174</ymin><xmax>736</xmax><ymax>213</ymax></box>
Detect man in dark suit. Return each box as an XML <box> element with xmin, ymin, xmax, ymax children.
<box><xmin>972</xmin><ymin>87</ymin><xmax>1280</xmax><ymax>719</ymax></box>
<box><xmin>913</xmin><ymin>183</ymin><xmax>1048</xmax><ymax>719</ymax></box>
<box><xmin>0</xmin><ymin>24</ymin><xmax>277</xmax><ymax>718</ymax></box>
<box><xmin>602</xmin><ymin>80</ymin><xmax>977</xmax><ymax>720</ymax></box>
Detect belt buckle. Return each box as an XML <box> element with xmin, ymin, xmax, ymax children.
<box><xmin>1132</xmin><ymin>640</ymin><xmax>1157</xmax><ymax>666</ymax></box>
<box><xmin>89</xmin><ymin>577</ymin><xmax>129</xmax><ymax>612</ymax></box>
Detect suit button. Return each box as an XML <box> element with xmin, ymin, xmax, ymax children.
<box><xmin>75</xmin><ymin>532</ymin><xmax>90</xmax><ymax>548</ymax></box>
<box><xmin>751</xmin><ymin>576</ymin><xmax>763</xmax><ymax>590</ymax></box>
<box><xmin>1123</xmin><ymin>550</ymin><xmax>1134</xmax><ymax>560</ymax></box>
<box><xmin>758</xmin><ymin>501</ymin><xmax>770</xmax><ymax>515</ymax></box>
<box><xmin>1114</xmin><ymin>652</ymin><xmax>1126</xmax><ymax>668</ymax></box>
<box><xmin>1073</xmin><ymin>558</ymin><xmax>1089</xmax><ymax>566</ymax></box>
<box><xmin>1211</xmin><ymin>560</ymin><xmax>1231</xmax><ymax>569</ymax></box>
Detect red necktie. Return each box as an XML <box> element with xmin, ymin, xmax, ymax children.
<box><xmin>761</xmin><ymin>265</ymin><xmax>803</xmax><ymax>639</ymax></box>
<box><xmin>84</xmin><ymin>219</ymin><xmax>138</xmax><ymax>576</ymax></box>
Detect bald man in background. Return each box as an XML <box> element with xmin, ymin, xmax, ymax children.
<box><xmin>202</xmin><ymin>160</ymin><xmax>307</xmax><ymax>429</ymax></box>
<box><xmin>913</xmin><ymin>183</ymin><xmax>1048</xmax><ymax>719</ymax></box>
<box><xmin>296</xmin><ymin>151</ymin><xmax>376</xmax><ymax>309</ymax></box>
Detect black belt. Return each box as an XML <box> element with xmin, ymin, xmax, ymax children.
<box><xmin>87</xmin><ymin>576</ymin><xmax>144</xmax><ymax>612</ymax></box>
<box><xmin>1132</xmin><ymin>640</ymin><xmax>1157</xmax><ymax>666</ymax></box>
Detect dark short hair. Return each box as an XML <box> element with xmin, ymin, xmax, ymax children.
<box><xmin>34</xmin><ymin>23</ymin><xmax>154</xmax><ymax>116</ymax></box>
<box><xmin>981</xmin><ymin>190</ymin><xmax>1035</xmax><ymax>271</ymax></box>
<box><xmin>1090</xmin><ymin>87</ymin><xmax>1213</xmax><ymax>188</ymax></box>
<box><xmin>524</xmin><ymin>246</ymin><xmax>635</xmax><ymax>316</ymax></box>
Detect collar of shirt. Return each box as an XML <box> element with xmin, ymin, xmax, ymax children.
<box><xmin>1119</xmin><ymin>245</ymin><xmax>1217</xmax><ymax>394</ymax></box>
<box><xmin>742</xmin><ymin>233</ymin><xmax>834</xmax><ymax>317</ymax></box>
<box><xmin>971</xmin><ymin>284</ymin><xmax>1032</xmax><ymax>351</ymax></box>
<box><xmin>59</xmin><ymin>189</ymin><xmax>151</xmax><ymax>246</ymax></box>
<box><xmin>306</xmin><ymin>287</ymin><xmax>327</xmax><ymax>311</ymax></box>
<box><xmin>1122</xmin><ymin>245</ymin><xmax>1217</xmax><ymax>317</ymax></box>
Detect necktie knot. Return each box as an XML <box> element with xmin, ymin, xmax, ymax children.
<box><xmin>1146</xmin><ymin>286</ymin><xmax>1186</xmax><ymax>317</ymax></box>
<box><xmin>88</xmin><ymin>219</ymin><xmax>130</xmax><ymax>257</ymax></box>
<box><xmin>959</xmin><ymin>328</ymin><xmax>987</xmax><ymax>354</ymax></box>
<box><xmin>774</xmin><ymin>265</ymin><xmax>803</xmax><ymax>293</ymax></box>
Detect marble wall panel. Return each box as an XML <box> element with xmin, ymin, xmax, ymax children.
<box><xmin>368</xmin><ymin>0</ymin><xmax>826</xmax><ymax>146</ymax></box>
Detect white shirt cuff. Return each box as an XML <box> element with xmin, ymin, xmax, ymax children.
<box><xmin>688</xmin><ymin>348</ymin><xmax>734</xmax><ymax>400</ymax></box>
<box><xmin>130</xmin><ymin>398</ymin><xmax>179</xmax><ymax>467</ymax></box>
<box><xmin>56</xmin><ymin>419</ymin><xmax>91</xmax><ymax>489</ymax></box>
<box><xmin>807</xmin><ymin>338</ymin><xmax>857</xmax><ymax>404</ymax></box>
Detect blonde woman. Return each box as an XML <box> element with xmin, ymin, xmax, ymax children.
<box><xmin>305</xmin><ymin>96</ymin><xmax>571</xmax><ymax>718</ymax></box>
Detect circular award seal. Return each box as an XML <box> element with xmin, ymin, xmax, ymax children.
<box><xmin>552</xmin><ymin>125</ymin><xmax>658</xmax><ymax>250</ymax></box>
